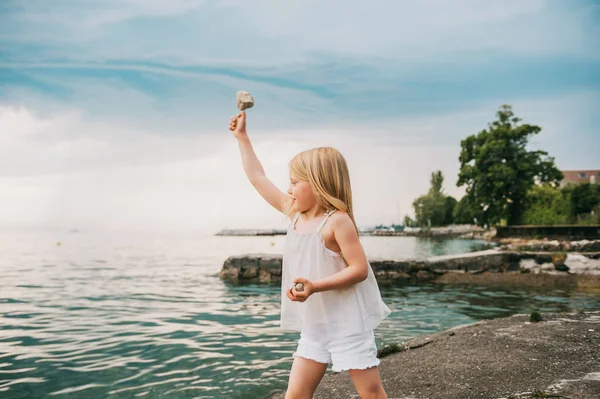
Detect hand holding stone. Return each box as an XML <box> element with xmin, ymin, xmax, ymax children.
<box><xmin>287</xmin><ymin>278</ymin><xmax>313</xmax><ymax>303</ymax></box>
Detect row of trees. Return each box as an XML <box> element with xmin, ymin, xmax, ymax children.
<box><xmin>521</xmin><ymin>184</ymin><xmax>600</xmax><ymax>225</ymax></box>
<box><xmin>404</xmin><ymin>172</ymin><xmax>456</xmax><ymax>227</ymax></box>
<box><xmin>405</xmin><ymin>105</ymin><xmax>599</xmax><ymax>227</ymax></box>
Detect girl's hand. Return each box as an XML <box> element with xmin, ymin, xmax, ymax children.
<box><xmin>229</xmin><ymin>111</ymin><xmax>247</xmax><ymax>139</ymax></box>
<box><xmin>286</xmin><ymin>277</ymin><xmax>315</xmax><ymax>303</ymax></box>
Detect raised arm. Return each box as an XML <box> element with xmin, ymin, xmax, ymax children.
<box><xmin>229</xmin><ymin>112</ymin><xmax>293</xmax><ymax>217</ymax></box>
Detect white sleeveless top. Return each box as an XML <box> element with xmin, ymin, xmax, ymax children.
<box><xmin>280</xmin><ymin>209</ymin><xmax>392</xmax><ymax>338</ymax></box>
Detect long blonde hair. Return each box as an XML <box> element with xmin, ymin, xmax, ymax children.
<box><xmin>281</xmin><ymin>147</ymin><xmax>359</xmax><ymax>234</ymax></box>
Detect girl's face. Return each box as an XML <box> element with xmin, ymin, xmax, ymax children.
<box><xmin>288</xmin><ymin>174</ymin><xmax>316</xmax><ymax>212</ymax></box>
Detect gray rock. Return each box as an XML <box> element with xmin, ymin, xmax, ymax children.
<box><xmin>565</xmin><ymin>253</ymin><xmax>600</xmax><ymax>274</ymax></box>
<box><xmin>236</xmin><ymin>91</ymin><xmax>254</xmax><ymax>111</ymax></box>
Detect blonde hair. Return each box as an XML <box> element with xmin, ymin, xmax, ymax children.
<box><xmin>281</xmin><ymin>147</ymin><xmax>359</xmax><ymax>234</ymax></box>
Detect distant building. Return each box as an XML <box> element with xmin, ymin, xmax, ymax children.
<box><xmin>560</xmin><ymin>170</ymin><xmax>600</xmax><ymax>187</ymax></box>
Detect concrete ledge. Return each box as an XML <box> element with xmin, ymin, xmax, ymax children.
<box><xmin>269</xmin><ymin>310</ymin><xmax>600</xmax><ymax>399</ymax></box>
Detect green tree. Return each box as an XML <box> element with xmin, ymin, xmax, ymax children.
<box><xmin>569</xmin><ymin>183</ymin><xmax>600</xmax><ymax>216</ymax></box>
<box><xmin>444</xmin><ymin>196</ymin><xmax>458</xmax><ymax>225</ymax></box>
<box><xmin>457</xmin><ymin>105</ymin><xmax>562</xmax><ymax>226</ymax></box>
<box><xmin>412</xmin><ymin>171</ymin><xmax>454</xmax><ymax>227</ymax></box>
<box><xmin>453</xmin><ymin>195</ymin><xmax>477</xmax><ymax>224</ymax></box>
<box><xmin>567</xmin><ymin>183</ymin><xmax>600</xmax><ymax>224</ymax></box>
<box><xmin>521</xmin><ymin>185</ymin><xmax>571</xmax><ymax>225</ymax></box>
<box><xmin>430</xmin><ymin>170</ymin><xmax>444</xmax><ymax>193</ymax></box>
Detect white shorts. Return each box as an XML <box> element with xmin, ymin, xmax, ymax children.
<box><xmin>292</xmin><ymin>328</ymin><xmax>380</xmax><ymax>372</ymax></box>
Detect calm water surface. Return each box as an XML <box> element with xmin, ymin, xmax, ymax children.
<box><xmin>0</xmin><ymin>229</ymin><xmax>598</xmax><ymax>398</ymax></box>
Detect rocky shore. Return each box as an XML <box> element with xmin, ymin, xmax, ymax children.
<box><xmin>214</xmin><ymin>225</ymin><xmax>487</xmax><ymax>237</ymax></box>
<box><xmin>269</xmin><ymin>310</ymin><xmax>600</xmax><ymax>399</ymax></box>
<box><xmin>497</xmin><ymin>238</ymin><xmax>600</xmax><ymax>252</ymax></box>
<box><xmin>218</xmin><ymin>248</ymin><xmax>600</xmax><ymax>290</ymax></box>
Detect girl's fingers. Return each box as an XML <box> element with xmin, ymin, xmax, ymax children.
<box><xmin>228</xmin><ymin>113</ymin><xmax>243</xmax><ymax>133</ymax></box>
<box><xmin>286</xmin><ymin>289</ymin><xmax>295</xmax><ymax>301</ymax></box>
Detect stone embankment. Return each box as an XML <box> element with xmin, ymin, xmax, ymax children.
<box><xmin>497</xmin><ymin>238</ymin><xmax>600</xmax><ymax>252</ymax></box>
<box><xmin>219</xmin><ymin>247</ymin><xmax>600</xmax><ymax>289</ymax></box>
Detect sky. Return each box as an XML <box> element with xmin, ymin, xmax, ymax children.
<box><xmin>1</xmin><ymin>0</ymin><xmax>599</xmax><ymax>233</ymax></box>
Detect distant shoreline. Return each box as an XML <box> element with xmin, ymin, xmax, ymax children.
<box><xmin>215</xmin><ymin>225</ymin><xmax>486</xmax><ymax>238</ymax></box>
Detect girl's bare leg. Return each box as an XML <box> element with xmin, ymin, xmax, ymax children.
<box><xmin>285</xmin><ymin>357</ymin><xmax>328</xmax><ymax>399</ymax></box>
<box><xmin>348</xmin><ymin>366</ymin><xmax>388</xmax><ymax>399</ymax></box>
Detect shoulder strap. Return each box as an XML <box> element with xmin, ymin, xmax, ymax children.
<box><xmin>316</xmin><ymin>209</ymin><xmax>337</xmax><ymax>233</ymax></box>
<box><xmin>292</xmin><ymin>212</ymin><xmax>301</xmax><ymax>226</ymax></box>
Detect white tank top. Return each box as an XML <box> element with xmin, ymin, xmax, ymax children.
<box><xmin>280</xmin><ymin>209</ymin><xmax>392</xmax><ymax>338</ymax></box>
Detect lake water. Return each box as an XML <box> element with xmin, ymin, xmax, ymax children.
<box><xmin>1</xmin><ymin>229</ymin><xmax>598</xmax><ymax>398</ymax></box>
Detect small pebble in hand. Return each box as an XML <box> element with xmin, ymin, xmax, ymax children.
<box><xmin>290</xmin><ymin>283</ymin><xmax>304</xmax><ymax>292</ymax></box>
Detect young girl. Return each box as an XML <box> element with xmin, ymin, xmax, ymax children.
<box><xmin>229</xmin><ymin>111</ymin><xmax>392</xmax><ymax>399</ymax></box>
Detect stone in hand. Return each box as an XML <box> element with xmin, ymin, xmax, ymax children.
<box><xmin>236</xmin><ymin>91</ymin><xmax>254</xmax><ymax>111</ymax></box>
<box><xmin>295</xmin><ymin>283</ymin><xmax>304</xmax><ymax>292</ymax></box>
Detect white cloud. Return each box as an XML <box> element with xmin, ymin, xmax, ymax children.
<box><xmin>1</xmin><ymin>87</ymin><xmax>597</xmax><ymax>233</ymax></box>
<box><xmin>0</xmin><ymin>106</ymin><xmax>223</xmax><ymax>177</ymax></box>
<box><xmin>0</xmin><ymin>105</ymin><xmax>460</xmax><ymax>232</ymax></box>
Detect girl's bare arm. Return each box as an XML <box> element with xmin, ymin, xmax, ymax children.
<box><xmin>230</xmin><ymin>112</ymin><xmax>293</xmax><ymax>215</ymax></box>
<box><xmin>313</xmin><ymin>213</ymin><xmax>368</xmax><ymax>292</ymax></box>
